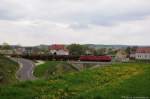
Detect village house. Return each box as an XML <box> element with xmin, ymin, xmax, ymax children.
<box><xmin>23</xmin><ymin>47</ymin><xmax>43</xmax><ymax>55</ymax></box>
<box><xmin>49</xmin><ymin>44</ymin><xmax>69</xmax><ymax>55</ymax></box>
<box><xmin>115</xmin><ymin>49</ymin><xmax>129</xmax><ymax>62</ymax></box>
<box><xmin>0</xmin><ymin>45</ymin><xmax>14</xmax><ymax>55</ymax></box>
<box><xmin>0</xmin><ymin>49</ymin><xmax>14</xmax><ymax>55</ymax></box>
<box><xmin>11</xmin><ymin>46</ymin><xmax>25</xmax><ymax>55</ymax></box>
<box><xmin>135</xmin><ymin>47</ymin><xmax>150</xmax><ymax>60</ymax></box>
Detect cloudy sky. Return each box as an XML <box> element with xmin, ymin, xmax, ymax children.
<box><xmin>0</xmin><ymin>0</ymin><xmax>150</xmax><ymax>46</ymax></box>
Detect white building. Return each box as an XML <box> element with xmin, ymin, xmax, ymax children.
<box><xmin>0</xmin><ymin>50</ymin><xmax>14</xmax><ymax>55</ymax></box>
<box><xmin>49</xmin><ymin>44</ymin><xmax>69</xmax><ymax>55</ymax></box>
<box><xmin>135</xmin><ymin>48</ymin><xmax>150</xmax><ymax>60</ymax></box>
<box><xmin>50</xmin><ymin>49</ymin><xmax>69</xmax><ymax>55</ymax></box>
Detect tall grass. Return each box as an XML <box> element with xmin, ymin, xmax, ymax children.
<box><xmin>0</xmin><ymin>56</ymin><xmax>19</xmax><ymax>85</ymax></box>
<box><xmin>1</xmin><ymin>63</ymin><xmax>149</xmax><ymax>99</ymax></box>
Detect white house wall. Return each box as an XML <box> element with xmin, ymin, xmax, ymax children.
<box><xmin>135</xmin><ymin>53</ymin><xmax>150</xmax><ymax>60</ymax></box>
<box><xmin>57</xmin><ymin>50</ymin><xmax>69</xmax><ymax>55</ymax></box>
<box><xmin>50</xmin><ymin>50</ymin><xmax>69</xmax><ymax>55</ymax></box>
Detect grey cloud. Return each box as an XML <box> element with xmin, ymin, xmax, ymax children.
<box><xmin>0</xmin><ymin>0</ymin><xmax>150</xmax><ymax>45</ymax></box>
<box><xmin>61</xmin><ymin>7</ymin><xmax>150</xmax><ymax>28</ymax></box>
<box><xmin>68</xmin><ymin>23</ymin><xmax>90</xmax><ymax>30</ymax></box>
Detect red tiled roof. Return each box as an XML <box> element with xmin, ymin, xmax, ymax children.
<box><xmin>136</xmin><ymin>47</ymin><xmax>150</xmax><ymax>53</ymax></box>
<box><xmin>49</xmin><ymin>44</ymin><xmax>65</xmax><ymax>50</ymax></box>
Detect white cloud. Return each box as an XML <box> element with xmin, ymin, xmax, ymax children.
<box><xmin>0</xmin><ymin>0</ymin><xmax>150</xmax><ymax>45</ymax></box>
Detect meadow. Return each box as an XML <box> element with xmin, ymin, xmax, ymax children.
<box><xmin>0</xmin><ymin>58</ymin><xmax>150</xmax><ymax>99</ymax></box>
<box><xmin>0</xmin><ymin>56</ymin><xmax>19</xmax><ymax>85</ymax></box>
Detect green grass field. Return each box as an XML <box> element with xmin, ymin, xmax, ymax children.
<box><xmin>34</xmin><ymin>61</ymin><xmax>61</xmax><ymax>78</ymax></box>
<box><xmin>34</xmin><ymin>61</ymin><xmax>77</xmax><ymax>79</ymax></box>
<box><xmin>0</xmin><ymin>61</ymin><xmax>150</xmax><ymax>99</ymax></box>
<box><xmin>0</xmin><ymin>56</ymin><xmax>19</xmax><ymax>85</ymax></box>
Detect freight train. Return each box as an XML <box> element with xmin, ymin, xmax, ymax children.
<box><xmin>11</xmin><ymin>54</ymin><xmax>112</xmax><ymax>62</ymax></box>
<box><xmin>80</xmin><ymin>55</ymin><xmax>112</xmax><ymax>62</ymax></box>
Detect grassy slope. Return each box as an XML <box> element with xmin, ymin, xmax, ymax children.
<box><xmin>34</xmin><ymin>61</ymin><xmax>60</xmax><ymax>78</ymax></box>
<box><xmin>34</xmin><ymin>61</ymin><xmax>77</xmax><ymax>79</ymax></box>
<box><xmin>75</xmin><ymin>63</ymin><xmax>150</xmax><ymax>99</ymax></box>
<box><xmin>0</xmin><ymin>56</ymin><xmax>19</xmax><ymax>85</ymax></box>
<box><xmin>1</xmin><ymin>62</ymin><xmax>150</xmax><ymax>99</ymax></box>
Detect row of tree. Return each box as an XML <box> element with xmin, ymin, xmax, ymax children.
<box><xmin>0</xmin><ymin>42</ymin><xmax>138</xmax><ymax>56</ymax></box>
<box><xmin>67</xmin><ymin>44</ymin><xmax>117</xmax><ymax>56</ymax></box>
<box><xmin>0</xmin><ymin>43</ymin><xmax>12</xmax><ymax>50</ymax></box>
<box><xmin>67</xmin><ymin>44</ymin><xmax>138</xmax><ymax>56</ymax></box>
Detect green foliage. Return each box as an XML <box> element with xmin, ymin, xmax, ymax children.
<box><xmin>67</xmin><ymin>44</ymin><xmax>89</xmax><ymax>56</ymax></box>
<box><xmin>34</xmin><ymin>61</ymin><xmax>60</xmax><ymax>78</ymax></box>
<box><xmin>125</xmin><ymin>46</ymin><xmax>138</xmax><ymax>55</ymax></box>
<box><xmin>34</xmin><ymin>61</ymin><xmax>77</xmax><ymax>79</ymax></box>
<box><xmin>97</xmin><ymin>63</ymin><xmax>150</xmax><ymax>99</ymax></box>
<box><xmin>93</xmin><ymin>48</ymin><xmax>107</xmax><ymax>56</ymax></box>
<box><xmin>0</xmin><ymin>43</ymin><xmax>12</xmax><ymax>50</ymax></box>
<box><xmin>1</xmin><ymin>63</ymin><xmax>150</xmax><ymax>99</ymax></box>
<box><xmin>107</xmin><ymin>48</ymin><xmax>117</xmax><ymax>55</ymax></box>
<box><xmin>0</xmin><ymin>56</ymin><xmax>19</xmax><ymax>85</ymax></box>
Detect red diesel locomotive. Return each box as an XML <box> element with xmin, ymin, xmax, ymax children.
<box><xmin>79</xmin><ymin>55</ymin><xmax>112</xmax><ymax>62</ymax></box>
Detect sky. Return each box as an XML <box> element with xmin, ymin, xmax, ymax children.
<box><xmin>0</xmin><ymin>0</ymin><xmax>150</xmax><ymax>46</ymax></box>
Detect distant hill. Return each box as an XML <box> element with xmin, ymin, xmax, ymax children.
<box><xmin>1</xmin><ymin>44</ymin><xmax>150</xmax><ymax>50</ymax></box>
<box><xmin>85</xmin><ymin>44</ymin><xmax>150</xmax><ymax>49</ymax></box>
<box><xmin>85</xmin><ymin>44</ymin><xmax>128</xmax><ymax>49</ymax></box>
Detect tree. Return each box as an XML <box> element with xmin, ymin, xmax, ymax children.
<box><xmin>107</xmin><ymin>49</ymin><xmax>117</xmax><ymax>55</ymax></box>
<box><xmin>125</xmin><ymin>47</ymin><xmax>131</xmax><ymax>55</ymax></box>
<box><xmin>93</xmin><ymin>50</ymin><xmax>99</xmax><ymax>56</ymax></box>
<box><xmin>131</xmin><ymin>46</ymin><xmax>138</xmax><ymax>52</ymax></box>
<box><xmin>67</xmin><ymin>44</ymin><xmax>89</xmax><ymax>56</ymax></box>
<box><xmin>125</xmin><ymin>46</ymin><xmax>138</xmax><ymax>55</ymax></box>
<box><xmin>93</xmin><ymin>48</ymin><xmax>106</xmax><ymax>56</ymax></box>
<box><xmin>99</xmin><ymin>48</ymin><xmax>106</xmax><ymax>55</ymax></box>
<box><xmin>1</xmin><ymin>43</ymin><xmax>11</xmax><ymax>50</ymax></box>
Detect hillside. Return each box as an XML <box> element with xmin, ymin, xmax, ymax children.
<box><xmin>34</xmin><ymin>61</ymin><xmax>77</xmax><ymax>79</ymax></box>
<box><xmin>1</xmin><ymin>62</ymin><xmax>150</xmax><ymax>99</ymax></box>
<box><xmin>86</xmin><ymin>44</ymin><xmax>128</xmax><ymax>49</ymax></box>
<box><xmin>0</xmin><ymin>56</ymin><xmax>19</xmax><ymax>85</ymax></box>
